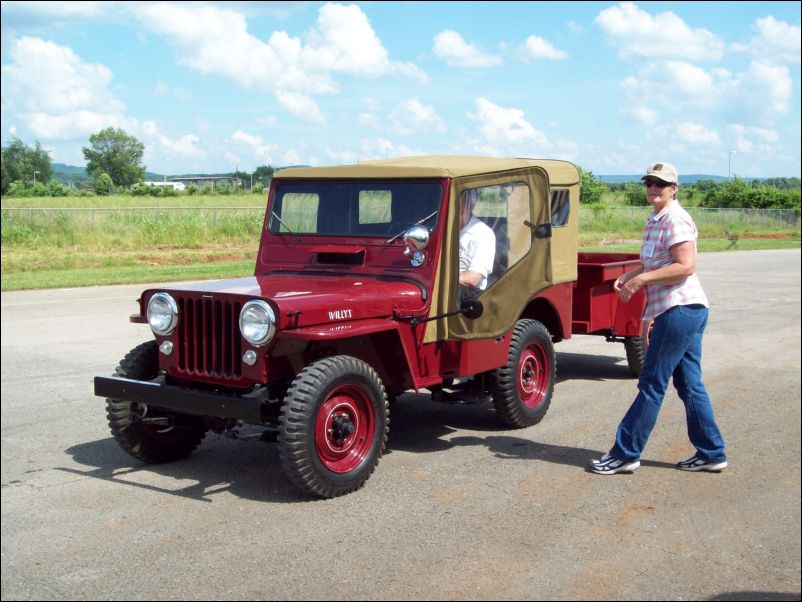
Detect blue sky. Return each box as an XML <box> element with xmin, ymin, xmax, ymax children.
<box><xmin>1</xmin><ymin>1</ymin><xmax>800</xmax><ymax>178</ymax></box>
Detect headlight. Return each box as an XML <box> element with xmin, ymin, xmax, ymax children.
<box><xmin>239</xmin><ymin>300</ymin><xmax>276</xmax><ymax>347</ymax></box>
<box><xmin>147</xmin><ymin>292</ymin><xmax>178</xmax><ymax>335</ymax></box>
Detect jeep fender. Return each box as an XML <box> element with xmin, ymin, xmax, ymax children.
<box><xmin>275</xmin><ymin>319</ymin><xmax>416</xmax><ymax>391</ymax></box>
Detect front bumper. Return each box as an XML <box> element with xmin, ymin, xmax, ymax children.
<box><xmin>94</xmin><ymin>376</ymin><xmax>267</xmax><ymax>423</ymax></box>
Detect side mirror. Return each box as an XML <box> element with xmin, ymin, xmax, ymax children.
<box><xmin>460</xmin><ymin>297</ymin><xmax>484</xmax><ymax>320</ymax></box>
<box><xmin>402</xmin><ymin>225</ymin><xmax>429</xmax><ymax>256</ymax></box>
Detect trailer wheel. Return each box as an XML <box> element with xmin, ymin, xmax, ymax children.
<box><xmin>106</xmin><ymin>341</ymin><xmax>207</xmax><ymax>464</ymax></box>
<box><xmin>278</xmin><ymin>355</ymin><xmax>388</xmax><ymax>498</ymax></box>
<box><xmin>491</xmin><ymin>320</ymin><xmax>555</xmax><ymax>428</ymax></box>
<box><xmin>624</xmin><ymin>319</ymin><xmax>653</xmax><ymax>376</ymax></box>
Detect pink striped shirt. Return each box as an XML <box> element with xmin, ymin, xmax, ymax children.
<box><xmin>640</xmin><ymin>200</ymin><xmax>709</xmax><ymax>321</ymax></box>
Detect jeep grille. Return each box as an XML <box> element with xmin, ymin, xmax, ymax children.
<box><xmin>176</xmin><ymin>297</ymin><xmax>243</xmax><ymax>379</ymax></box>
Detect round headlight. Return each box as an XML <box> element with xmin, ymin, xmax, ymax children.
<box><xmin>147</xmin><ymin>292</ymin><xmax>178</xmax><ymax>335</ymax></box>
<box><xmin>239</xmin><ymin>300</ymin><xmax>276</xmax><ymax>347</ymax></box>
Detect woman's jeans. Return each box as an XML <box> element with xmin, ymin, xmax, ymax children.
<box><xmin>610</xmin><ymin>304</ymin><xmax>727</xmax><ymax>463</ymax></box>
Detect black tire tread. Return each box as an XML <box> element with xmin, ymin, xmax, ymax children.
<box><xmin>106</xmin><ymin>340</ymin><xmax>206</xmax><ymax>464</ymax></box>
<box><xmin>624</xmin><ymin>336</ymin><xmax>647</xmax><ymax>376</ymax></box>
<box><xmin>491</xmin><ymin>319</ymin><xmax>555</xmax><ymax>428</ymax></box>
<box><xmin>278</xmin><ymin>355</ymin><xmax>388</xmax><ymax>498</ymax></box>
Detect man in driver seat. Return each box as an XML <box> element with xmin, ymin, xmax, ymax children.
<box><xmin>458</xmin><ymin>188</ymin><xmax>496</xmax><ymax>293</ymax></box>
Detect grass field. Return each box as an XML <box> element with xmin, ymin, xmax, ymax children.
<box><xmin>2</xmin><ymin>193</ymin><xmax>799</xmax><ymax>291</ymax></box>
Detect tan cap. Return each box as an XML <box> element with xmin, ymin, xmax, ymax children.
<box><xmin>641</xmin><ymin>162</ymin><xmax>678</xmax><ymax>184</ymax></box>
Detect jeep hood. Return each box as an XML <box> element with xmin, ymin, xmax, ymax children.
<box><xmin>156</xmin><ymin>274</ymin><xmax>426</xmax><ymax>330</ymax></box>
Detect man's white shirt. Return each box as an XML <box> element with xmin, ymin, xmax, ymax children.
<box><xmin>459</xmin><ymin>216</ymin><xmax>495</xmax><ymax>290</ymax></box>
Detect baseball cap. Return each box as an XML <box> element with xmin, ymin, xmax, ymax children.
<box><xmin>641</xmin><ymin>162</ymin><xmax>678</xmax><ymax>184</ymax></box>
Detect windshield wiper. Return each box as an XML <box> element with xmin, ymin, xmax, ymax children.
<box><xmin>271</xmin><ymin>211</ymin><xmax>300</xmax><ymax>242</ymax></box>
<box><xmin>385</xmin><ymin>210</ymin><xmax>439</xmax><ymax>244</ymax></box>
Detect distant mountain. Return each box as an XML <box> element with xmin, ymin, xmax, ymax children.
<box><xmin>598</xmin><ymin>174</ymin><xmax>729</xmax><ymax>184</ymax></box>
<box><xmin>52</xmin><ymin>163</ymin><xmax>87</xmax><ymax>175</ymax></box>
<box><xmin>52</xmin><ymin>163</ymin><xmax>167</xmax><ymax>183</ymax></box>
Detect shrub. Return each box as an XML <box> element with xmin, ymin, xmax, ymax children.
<box><xmin>579</xmin><ymin>168</ymin><xmax>606</xmax><ymax>205</ymax></box>
<box><xmin>93</xmin><ymin>172</ymin><xmax>114</xmax><ymax>195</ymax></box>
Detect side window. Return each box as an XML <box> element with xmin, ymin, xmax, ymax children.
<box><xmin>461</xmin><ymin>182</ymin><xmax>531</xmax><ymax>294</ymax></box>
<box><xmin>551</xmin><ymin>189</ymin><xmax>570</xmax><ymax>227</ymax></box>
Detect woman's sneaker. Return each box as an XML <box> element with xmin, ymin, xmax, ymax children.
<box><xmin>589</xmin><ymin>454</ymin><xmax>640</xmax><ymax>474</ymax></box>
<box><xmin>676</xmin><ymin>454</ymin><xmax>728</xmax><ymax>472</ymax></box>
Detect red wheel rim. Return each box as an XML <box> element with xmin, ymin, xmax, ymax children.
<box><xmin>518</xmin><ymin>343</ymin><xmax>549</xmax><ymax>409</ymax></box>
<box><xmin>315</xmin><ymin>385</ymin><xmax>375</xmax><ymax>474</ymax></box>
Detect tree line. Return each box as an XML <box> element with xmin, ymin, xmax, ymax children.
<box><xmin>3</xmin><ymin>133</ymin><xmax>800</xmax><ymax>211</ymax></box>
<box><xmin>1</xmin><ymin>129</ymin><xmax>275</xmax><ymax>197</ymax></box>
<box><xmin>580</xmin><ymin>168</ymin><xmax>800</xmax><ymax>211</ymax></box>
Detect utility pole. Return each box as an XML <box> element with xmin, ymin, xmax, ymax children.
<box><xmin>728</xmin><ymin>150</ymin><xmax>736</xmax><ymax>179</ymax></box>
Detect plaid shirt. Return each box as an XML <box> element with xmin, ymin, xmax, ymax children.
<box><xmin>640</xmin><ymin>200</ymin><xmax>709</xmax><ymax>321</ymax></box>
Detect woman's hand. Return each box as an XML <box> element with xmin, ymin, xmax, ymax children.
<box><xmin>616</xmin><ymin>274</ymin><xmax>644</xmax><ymax>303</ymax></box>
<box><xmin>614</xmin><ymin>268</ymin><xmax>644</xmax><ymax>302</ymax></box>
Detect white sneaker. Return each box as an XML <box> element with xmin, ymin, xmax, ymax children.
<box><xmin>676</xmin><ymin>454</ymin><xmax>728</xmax><ymax>472</ymax></box>
<box><xmin>590</xmin><ymin>454</ymin><xmax>640</xmax><ymax>474</ymax></box>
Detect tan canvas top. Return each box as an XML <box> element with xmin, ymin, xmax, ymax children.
<box><xmin>276</xmin><ymin>156</ymin><xmax>579</xmax><ymax>185</ymax></box>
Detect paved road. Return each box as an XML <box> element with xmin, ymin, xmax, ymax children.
<box><xmin>2</xmin><ymin>250</ymin><xmax>800</xmax><ymax>601</ymax></box>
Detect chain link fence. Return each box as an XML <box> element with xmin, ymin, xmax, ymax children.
<box><xmin>579</xmin><ymin>206</ymin><xmax>800</xmax><ymax>228</ymax></box>
<box><xmin>2</xmin><ymin>205</ymin><xmax>799</xmax><ymax>235</ymax></box>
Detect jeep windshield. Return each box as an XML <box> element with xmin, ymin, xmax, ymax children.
<box><xmin>269</xmin><ymin>180</ymin><xmax>443</xmax><ymax>238</ymax></box>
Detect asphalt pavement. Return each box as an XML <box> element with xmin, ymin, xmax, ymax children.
<box><xmin>1</xmin><ymin>249</ymin><xmax>800</xmax><ymax>600</ymax></box>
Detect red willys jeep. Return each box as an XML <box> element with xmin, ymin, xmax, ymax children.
<box><xmin>95</xmin><ymin>156</ymin><xmax>647</xmax><ymax>498</ymax></box>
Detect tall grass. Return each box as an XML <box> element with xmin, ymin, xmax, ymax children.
<box><xmin>1</xmin><ymin>195</ymin><xmax>799</xmax><ymax>291</ymax></box>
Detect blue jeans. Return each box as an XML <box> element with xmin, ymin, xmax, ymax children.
<box><xmin>610</xmin><ymin>304</ymin><xmax>727</xmax><ymax>463</ymax></box>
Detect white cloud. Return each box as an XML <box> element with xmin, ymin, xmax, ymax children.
<box><xmin>621</xmin><ymin>57</ymin><xmax>792</xmax><ymax>127</ymax></box>
<box><xmin>139</xmin><ymin>121</ymin><xmax>204</xmax><ymax>162</ymax></box>
<box><xmin>132</xmin><ymin>2</ymin><xmax>426</xmax><ymax>122</ymax></box>
<box><xmin>749</xmin><ymin>16</ymin><xmax>801</xmax><ymax>65</ymax></box>
<box><xmin>663</xmin><ymin>61</ymin><xmax>719</xmax><ymax>101</ymax></box>
<box><xmin>274</xmin><ymin>90</ymin><xmax>326</xmax><ymax>124</ymax></box>
<box><xmin>595</xmin><ymin>2</ymin><xmax>724</xmax><ymax>61</ymax></box>
<box><xmin>0</xmin><ymin>36</ymin><xmax>127</xmax><ymax>139</ymax></box>
<box><xmin>519</xmin><ymin>35</ymin><xmax>568</xmax><ymax>61</ymax></box>
<box><xmin>628</xmin><ymin>106</ymin><xmax>659</xmax><ymax>127</ymax></box>
<box><xmin>669</xmin><ymin>122</ymin><xmax>722</xmax><ymax>147</ymax></box>
<box><xmin>24</xmin><ymin>110</ymin><xmax>132</xmax><ymax>140</ymax></box>
<box><xmin>734</xmin><ymin>61</ymin><xmax>793</xmax><ymax>122</ymax></box>
<box><xmin>230</xmin><ymin>130</ymin><xmax>277</xmax><ymax>159</ymax></box>
<box><xmin>433</xmin><ymin>30</ymin><xmax>502</xmax><ymax>68</ymax></box>
<box><xmin>465</xmin><ymin>98</ymin><xmax>550</xmax><ymax>155</ymax></box>
<box><xmin>389</xmin><ymin>98</ymin><xmax>446</xmax><ymax>135</ymax></box>
<box><xmin>728</xmin><ymin>124</ymin><xmax>779</xmax><ymax>153</ymax></box>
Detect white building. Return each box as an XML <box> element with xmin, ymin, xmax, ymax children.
<box><xmin>144</xmin><ymin>181</ymin><xmax>186</xmax><ymax>191</ymax></box>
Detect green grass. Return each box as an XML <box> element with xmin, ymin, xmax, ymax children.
<box><xmin>1</xmin><ymin>193</ymin><xmax>268</xmax><ymax>209</ymax></box>
<box><xmin>2</xmin><ymin>194</ymin><xmax>799</xmax><ymax>292</ymax></box>
<box><xmin>2</xmin><ymin>261</ymin><xmax>255</xmax><ymax>291</ymax></box>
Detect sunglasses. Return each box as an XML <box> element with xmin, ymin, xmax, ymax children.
<box><xmin>643</xmin><ymin>179</ymin><xmax>673</xmax><ymax>188</ymax></box>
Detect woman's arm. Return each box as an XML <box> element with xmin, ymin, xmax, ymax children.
<box><xmin>616</xmin><ymin>241</ymin><xmax>696</xmax><ymax>302</ymax></box>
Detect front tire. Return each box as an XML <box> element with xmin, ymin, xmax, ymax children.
<box><xmin>106</xmin><ymin>341</ymin><xmax>207</xmax><ymax>464</ymax></box>
<box><xmin>491</xmin><ymin>320</ymin><xmax>556</xmax><ymax>428</ymax></box>
<box><xmin>278</xmin><ymin>355</ymin><xmax>389</xmax><ymax>498</ymax></box>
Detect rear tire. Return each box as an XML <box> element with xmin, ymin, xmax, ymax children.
<box><xmin>106</xmin><ymin>341</ymin><xmax>207</xmax><ymax>464</ymax></box>
<box><xmin>491</xmin><ymin>320</ymin><xmax>555</xmax><ymax>428</ymax></box>
<box><xmin>624</xmin><ymin>320</ymin><xmax>653</xmax><ymax>376</ymax></box>
<box><xmin>278</xmin><ymin>355</ymin><xmax>389</xmax><ymax>498</ymax></box>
